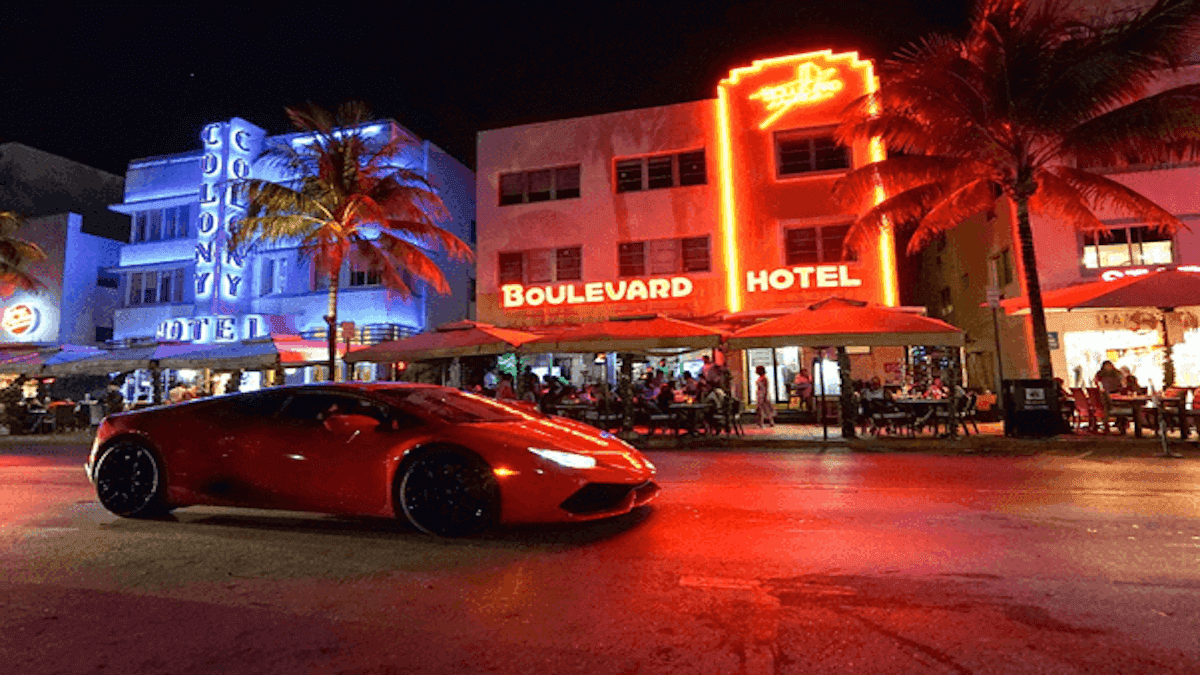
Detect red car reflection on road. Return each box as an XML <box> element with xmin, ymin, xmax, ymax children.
<box><xmin>85</xmin><ymin>383</ymin><xmax>659</xmax><ymax>536</ymax></box>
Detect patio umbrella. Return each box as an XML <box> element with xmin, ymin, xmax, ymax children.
<box><xmin>523</xmin><ymin>315</ymin><xmax>726</xmax><ymax>355</ymax></box>
<box><xmin>998</xmin><ymin>267</ymin><xmax>1200</xmax><ymax>386</ymax></box>
<box><xmin>726</xmin><ymin>298</ymin><xmax>964</xmax><ymax>350</ymax></box>
<box><xmin>998</xmin><ymin>268</ymin><xmax>1200</xmax><ymax>313</ymax></box>
<box><xmin>344</xmin><ymin>320</ymin><xmax>544</xmax><ymax>363</ymax></box>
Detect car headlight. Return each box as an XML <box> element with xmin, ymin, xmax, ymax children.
<box><xmin>528</xmin><ymin>447</ymin><xmax>597</xmax><ymax>470</ymax></box>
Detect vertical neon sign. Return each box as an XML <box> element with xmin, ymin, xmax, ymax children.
<box><xmin>194</xmin><ymin>119</ymin><xmax>263</xmax><ymax>342</ymax></box>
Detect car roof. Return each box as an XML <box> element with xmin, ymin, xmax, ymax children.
<box><xmin>255</xmin><ymin>382</ymin><xmax>448</xmax><ymax>395</ymax></box>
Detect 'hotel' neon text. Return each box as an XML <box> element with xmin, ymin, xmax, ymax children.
<box><xmin>746</xmin><ymin>265</ymin><xmax>862</xmax><ymax>292</ymax></box>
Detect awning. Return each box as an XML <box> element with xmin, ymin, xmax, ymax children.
<box><xmin>0</xmin><ymin>347</ymin><xmax>56</xmax><ymax>375</ymax></box>
<box><xmin>726</xmin><ymin>298</ymin><xmax>965</xmax><ymax>350</ymax></box>
<box><xmin>40</xmin><ymin>335</ymin><xmax>361</xmax><ymax>376</ymax></box>
<box><xmin>523</xmin><ymin>315</ymin><xmax>726</xmax><ymax>355</ymax></box>
<box><xmin>345</xmin><ymin>321</ymin><xmax>544</xmax><ymax>363</ymax></box>
<box><xmin>999</xmin><ymin>267</ymin><xmax>1200</xmax><ymax>314</ymax></box>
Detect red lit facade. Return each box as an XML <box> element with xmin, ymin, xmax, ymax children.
<box><xmin>476</xmin><ymin>51</ymin><xmax>898</xmax><ymax>329</ymax></box>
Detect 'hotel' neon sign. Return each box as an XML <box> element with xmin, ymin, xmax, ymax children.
<box><xmin>748</xmin><ymin>62</ymin><xmax>844</xmax><ymax>129</ymax></box>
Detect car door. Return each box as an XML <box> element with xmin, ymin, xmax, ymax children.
<box><xmin>247</xmin><ymin>391</ymin><xmax>424</xmax><ymax>514</ymax></box>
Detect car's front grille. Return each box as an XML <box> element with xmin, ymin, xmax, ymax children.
<box><xmin>559</xmin><ymin>481</ymin><xmax>647</xmax><ymax>514</ymax></box>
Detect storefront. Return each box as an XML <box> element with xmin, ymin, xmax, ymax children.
<box><xmin>1002</xmin><ymin>267</ymin><xmax>1200</xmax><ymax>390</ymax></box>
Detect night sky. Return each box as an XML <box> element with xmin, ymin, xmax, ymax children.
<box><xmin>2</xmin><ymin>1</ymin><xmax>972</xmax><ymax>175</ymax></box>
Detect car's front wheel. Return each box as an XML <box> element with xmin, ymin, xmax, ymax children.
<box><xmin>94</xmin><ymin>441</ymin><xmax>168</xmax><ymax>518</ymax></box>
<box><xmin>398</xmin><ymin>449</ymin><xmax>499</xmax><ymax>536</ymax></box>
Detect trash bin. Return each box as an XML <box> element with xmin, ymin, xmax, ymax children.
<box><xmin>1002</xmin><ymin>379</ymin><xmax>1062</xmax><ymax>437</ymax></box>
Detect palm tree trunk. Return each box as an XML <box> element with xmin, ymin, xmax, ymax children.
<box><xmin>1013</xmin><ymin>193</ymin><xmax>1054</xmax><ymax>380</ymax></box>
<box><xmin>325</xmin><ymin>274</ymin><xmax>339</xmax><ymax>382</ymax></box>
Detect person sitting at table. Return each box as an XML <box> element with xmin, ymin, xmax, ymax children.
<box><xmin>702</xmin><ymin>385</ymin><xmax>728</xmax><ymax>432</ymax></box>
<box><xmin>494</xmin><ymin>373</ymin><xmax>516</xmax><ymax>400</ymax></box>
<box><xmin>925</xmin><ymin>376</ymin><xmax>949</xmax><ymax>400</ymax></box>
<box><xmin>1120</xmin><ymin>367</ymin><xmax>1144</xmax><ymax>394</ymax></box>
<box><xmin>656</xmin><ymin>380</ymin><xmax>677</xmax><ymax>413</ymax></box>
<box><xmin>681</xmin><ymin>372</ymin><xmax>700</xmax><ymax>400</ymax></box>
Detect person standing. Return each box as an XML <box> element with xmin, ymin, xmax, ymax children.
<box><xmin>755</xmin><ymin>365</ymin><xmax>775</xmax><ymax>428</ymax></box>
<box><xmin>494</xmin><ymin>373</ymin><xmax>516</xmax><ymax>400</ymax></box>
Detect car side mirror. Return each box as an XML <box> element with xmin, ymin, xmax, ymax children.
<box><xmin>323</xmin><ymin>413</ymin><xmax>380</xmax><ymax>435</ymax></box>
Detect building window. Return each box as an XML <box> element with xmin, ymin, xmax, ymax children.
<box><xmin>618</xmin><ymin>236</ymin><xmax>710</xmax><ymax>277</ymax></box>
<box><xmin>939</xmin><ymin>287</ymin><xmax>953</xmax><ymax>317</ymax></box>
<box><xmin>349</xmin><ymin>262</ymin><xmax>382</xmax><ymax>287</ymax></box>
<box><xmin>96</xmin><ymin>271</ymin><xmax>119</xmax><ymax>288</ymax></box>
<box><xmin>125</xmin><ymin>269</ymin><xmax>185</xmax><ymax>307</ymax></box>
<box><xmin>614</xmin><ymin>149</ymin><xmax>707</xmax><ymax>193</ymax></box>
<box><xmin>784</xmin><ymin>224</ymin><xmax>854</xmax><ymax>264</ymax></box>
<box><xmin>260</xmin><ymin>257</ymin><xmax>287</xmax><ymax>295</ymax></box>
<box><xmin>1082</xmin><ymin>226</ymin><xmax>1173</xmax><ymax>269</ymax></box>
<box><xmin>775</xmin><ymin>129</ymin><xmax>850</xmax><ymax>177</ymax></box>
<box><xmin>999</xmin><ymin>248</ymin><xmax>1015</xmax><ymax>285</ymax></box>
<box><xmin>131</xmin><ymin>205</ymin><xmax>193</xmax><ymax>243</ymax></box>
<box><xmin>498</xmin><ymin>247</ymin><xmax>582</xmax><ymax>285</ymax></box>
<box><xmin>498</xmin><ymin>165</ymin><xmax>581</xmax><ymax>205</ymax></box>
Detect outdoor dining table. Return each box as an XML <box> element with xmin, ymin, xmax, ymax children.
<box><xmin>891</xmin><ymin>398</ymin><xmax>955</xmax><ymax>437</ymax></box>
<box><xmin>1109</xmin><ymin>394</ymin><xmax>1187</xmax><ymax>438</ymax></box>
<box><xmin>1109</xmin><ymin>395</ymin><xmax>1152</xmax><ymax>438</ymax></box>
<box><xmin>669</xmin><ymin>402</ymin><xmax>709</xmax><ymax>436</ymax></box>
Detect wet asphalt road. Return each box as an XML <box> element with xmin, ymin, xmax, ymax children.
<box><xmin>1</xmin><ymin>443</ymin><xmax>1199</xmax><ymax>674</ymax></box>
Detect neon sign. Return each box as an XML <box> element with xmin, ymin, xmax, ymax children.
<box><xmin>156</xmin><ymin>314</ymin><xmax>270</xmax><ymax>343</ymax></box>
<box><xmin>502</xmin><ymin>277</ymin><xmax>694</xmax><ymax>309</ymax></box>
<box><xmin>196</xmin><ymin>119</ymin><xmax>262</xmax><ymax>313</ymax></box>
<box><xmin>749</xmin><ymin>62</ymin><xmax>844</xmax><ymax>129</ymax></box>
<box><xmin>745</xmin><ymin>265</ymin><xmax>863</xmax><ymax>292</ymax></box>
<box><xmin>1</xmin><ymin>304</ymin><xmax>39</xmax><ymax>335</ymax></box>
<box><xmin>1100</xmin><ymin>266</ymin><xmax>1200</xmax><ymax>282</ymax></box>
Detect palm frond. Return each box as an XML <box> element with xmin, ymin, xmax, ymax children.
<box><xmin>843</xmin><ymin>183</ymin><xmax>948</xmax><ymax>254</ymax></box>
<box><xmin>1050</xmin><ymin>166</ymin><xmax>1188</xmax><ymax>234</ymax></box>
<box><xmin>366</xmin><ymin>233</ymin><xmax>452</xmax><ymax>295</ymax></box>
<box><xmin>907</xmin><ymin>179</ymin><xmax>998</xmax><ymax>254</ymax></box>
<box><xmin>1062</xmin><ymin>84</ymin><xmax>1200</xmax><ymax>166</ymax></box>
<box><xmin>833</xmin><ymin>156</ymin><xmax>987</xmax><ymax>211</ymax></box>
<box><xmin>1027</xmin><ymin>168</ymin><xmax>1109</xmax><ymax>232</ymax></box>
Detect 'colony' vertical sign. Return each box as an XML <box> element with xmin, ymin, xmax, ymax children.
<box><xmin>197</xmin><ymin>118</ymin><xmax>264</xmax><ymax>334</ymax></box>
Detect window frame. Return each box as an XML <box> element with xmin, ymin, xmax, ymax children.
<box><xmin>1081</xmin><ymin>224</ymin><xmax>1175</xmax><ymax>270</ymax></box>
<box><xmin>613</xmin><ymin>148</ymin><xmax>707</xmax><ymax>193</ymax></box>
<box><xmin>774</xmin><ymin>127</ymin><xmax>851</xmax><ymax>179</ymax></box>
<box><xmin>124</xmin><ymin>268</ymin><xmax>186</xmax><ymax>307</ymax></box>
<box><xmin>497</xmin><ymin>246</ymin><xmax>583</xmax><ymax>285</ymax></box>
<box><xmin>617</xmin><ymin>236</ymin><xmax>710</xmax><ymax>277</ymax></box>
<box><xmin>783</xmin><ymin>223</ymin><xmax>856</xmax><ymax>265</ymax></box>
<box><xmin>497</xmin><ymin>165</ymin><xmax>582</xmax><ymax>206</ymax></box>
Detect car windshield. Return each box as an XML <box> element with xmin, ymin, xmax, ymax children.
<box><xmin>378</xmin><ymin>388</ymin><xmax>527</xmax><ymax>424</ymax></box>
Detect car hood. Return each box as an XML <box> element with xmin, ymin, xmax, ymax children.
<box><xmin>464</xmin><ymin>418</ymin><xmax>653</xmax><ymax>473</ymax></box>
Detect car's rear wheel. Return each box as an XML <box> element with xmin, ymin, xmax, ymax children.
<box><xmin>398</xmin><ymin>449</ymin><xmax>499</xmax><ymax>536</ymax></box>
<box><xmin>94</xmin><ymin>441</ymin><xmax>168</xmax><ymax>518</ymax></box>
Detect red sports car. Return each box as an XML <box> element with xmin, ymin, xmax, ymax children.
<box><xmin>85</xmin><ymin>382</ymin><xmax>659</xmax><ymax>536</ymax></box>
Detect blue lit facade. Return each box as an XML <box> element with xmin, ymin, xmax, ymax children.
<box><xmin>108</xmin><ymin>117</ymin><xmax>476</xmax><ymax>358</ymax></box>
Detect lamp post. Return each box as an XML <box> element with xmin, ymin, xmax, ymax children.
<box><xmin>987</xmin><ymin>286</ymin><xmax>1005</xmax><ymax>409</ymax></box>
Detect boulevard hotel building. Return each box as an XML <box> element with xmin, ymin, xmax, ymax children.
<box><xmin>477</xmin><ymin>50</ymin><xmax>907</xmax><ymax>401</ymax></box>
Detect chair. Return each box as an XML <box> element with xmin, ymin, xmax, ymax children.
<box><xmin>53</xmin><ymin>405</ymin><xmax>76</xmax><ymax>433</ymax></box>
<box><xmin>1071</xmin><ymin>388</ymin><xmax>1098</xmax><ymax>432</ymax></box>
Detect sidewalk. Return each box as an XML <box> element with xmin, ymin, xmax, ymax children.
<box><xmin>632</xmin><ymin>421</ymin><xmax>1200</xmax><ymax>458</ymax></box>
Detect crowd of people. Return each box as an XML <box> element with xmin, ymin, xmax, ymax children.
<box><xmin>473</xmin><ymin>355</ymin><xmax>738</xmax><ymax>433</ymax></box>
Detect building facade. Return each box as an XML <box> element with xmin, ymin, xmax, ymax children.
<box><xmin>477</xmin><ymin>51</ymin><xmax>910</xmax><ymax>400</ymax></box>
<box><xmin>107</xmin><ymin>117</ymin><xmax>476</xmax><ymax>376</ymax></box>
<box><xmin>0</xmin><ymin>144</ymin><xmax>127</xmax><ymax>348</ymax></box>
<box><xmin>913</xmin><ymin>61</ymin><xmax>1200</xmax><ymax>392</ymax></box>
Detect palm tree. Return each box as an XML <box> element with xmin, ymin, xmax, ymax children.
<box><xmin>230</xmin><ymin>101</ymin><xmax>473</xmax><ymax>380</ymax></box>
<box><xmin>0</xmin><ymin>211</ymin><xmax>47</xmax><ymax>299</ymax></box>
<box><xmin>834</xmin><ymin>0</ymin><xmax>1200</xmax><ymax>379</ymax></box>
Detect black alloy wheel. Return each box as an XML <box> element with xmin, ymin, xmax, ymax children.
<box><xmin>398</xmin><ymin>450</ymin><xmax>500</xmax><ymax>536</ymax></box>
<box><xmin>94</xmin><ymin>442</ymin><xmax>166</xmax><ymax>518</ymax></box>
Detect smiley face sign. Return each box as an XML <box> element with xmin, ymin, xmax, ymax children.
<box><xmin>2</xmin><ymin>303</ymin><xmax>40</xmax><ymax>336</ymax></box>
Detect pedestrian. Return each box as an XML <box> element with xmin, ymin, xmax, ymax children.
<box><xmin>494</xmin><ymin>373</ymin><xmax>516</xmax><ymax>400</ymax></box>
<box><xmin>792</xmin><ymin>368</ymin><xmax>813</xmax><ymax>411</ymax></box>
<box><xmin>755</xmin><ymin>365</ymin><xmax>775</xmax><ymax>428</ymax></box>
